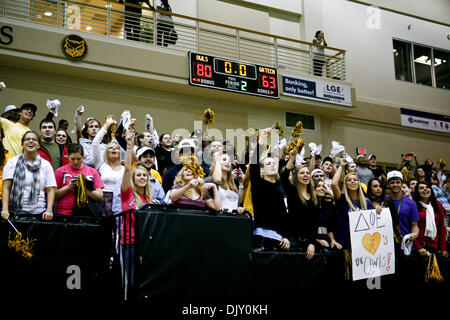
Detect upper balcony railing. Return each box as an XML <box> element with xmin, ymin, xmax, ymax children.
<box><xmin>1</xmin><ymin>0</ymin><xmax>346</xmax><ymax>81</ymax></box>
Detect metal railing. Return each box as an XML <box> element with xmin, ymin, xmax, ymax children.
<box><xmin>0</xmin><ymin>0</ymin><xmax>346</xmax><ymax>80</ymax></box>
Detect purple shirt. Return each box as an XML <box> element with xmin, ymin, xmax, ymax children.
<box><xmin>386</xmin><ymin>195</ymin><xmax>419</xmax><ymax>236</ymax></box>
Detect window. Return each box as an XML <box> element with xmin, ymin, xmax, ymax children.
<box><xmin>434</xmin><ymin>49</ymin><xmax>450</xmax><ymax>89</ymax></box>
<box><xmin>285</xmin><ymin>112</ymin><xmax>315</xmax><ymax>130</ymax></box>
<box><xmin>393</xmin><ymin>40</ymin><xmax>412</xmax><ymax>82</ymax></box>
<box><xmin>413</xmin><ymin>45</ymin><xmax>432</xmax><ymax>86</ymax></box>
<box><xmin>392</xmin><ymin>39</ymin><xmax>449</xmax><ymax>90</ymax></box>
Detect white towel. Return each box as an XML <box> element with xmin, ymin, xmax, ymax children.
<box><xmin>420</xmin><ymin>201</ymin><xmax>437</xmax><ymax>240</ymax></box>
<box><xmin>46</xmin><ymin>99</ymin><xmax>61</xmax><ymax>117</ymax></box>
<box><xmin>401</xmin><ymin>234</ymin><xmax>413</xmax><ymax>256</ymax></box>
<box><xmin>330</xmin><ymin>140</ymin><xmax>345</xmax><ymax>158</ymax></box>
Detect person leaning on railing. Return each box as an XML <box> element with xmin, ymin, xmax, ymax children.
<box><xmin>1</xmin><ymin>131</ymin><xmax>56</xmax><ymax>221</ymax></box>
<box><xmin>312</xmin><ymin>30</ymin><xmax>327</xmax><ymax>77</ymax></box>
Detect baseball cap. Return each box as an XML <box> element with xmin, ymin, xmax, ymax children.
<box><xmin>4</xmin><ymin>105</ymin><xmax>17</xmax><ymax>112</ymax></box>
<box><xmin>368</xmin><ymin>154</ymin><xmax>376</xmax><ymax>160</ymax></box>
<box><xmin>311</xmin><ymin>168</ymin><xmax>325</xmax><ymax>178</ymax></box>
<box><xmin>20</xmin><ymin>103</ymin><xmax>37</xmax><ymax>115</ymax></box>
<box><xmin>136</xmin><ymin>146</ymin><xmax>155</xmax><ymax>159</ymax></box>
<box><xmin>178</xmin><ymin>139</ymin><xmax>196</xmax><ymax>153</ymax></box>
<box><xmin>321</xmin><ymin>155</ymin><xmax>333</xmax><ymax>165</ymax></box>
<box><xmin>387</xmin><ymin>170</ymin><xmax>403</xmax><ymax>182</ymax></box>
<box><xmin>356</xmin><ymin>154</ymin><xmax>366</xmax><ymax>160</ymax></box>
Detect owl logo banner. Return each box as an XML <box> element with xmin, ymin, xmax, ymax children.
<box><xmin>349</xmin><ymin>208</ymin><xmax>395</xmax><ymax>281</ymax></box>
<box><xmin>61</xmin><ymin>34</ymin><xmax>88</xmax><ymax>61</ymax></box>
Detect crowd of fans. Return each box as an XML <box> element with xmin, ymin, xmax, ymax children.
<box><xmin>0</xmin><ymin>98</ymin><xmax>449</xmax><ymax>267</ymax></box>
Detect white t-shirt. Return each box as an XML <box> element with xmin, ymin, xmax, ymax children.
<box><xmin>217</xmin><ymin>186</ymin><xmax>240</xmax><ymax>212</ymax></box>
<box><xmin>98</xmin><ymin>163</ymin><xmax>125</xmax><ymax>193</ymax></box>
<box><xmin>3</xmin><ymin>155</ymin><xmax>56</xmax><ymax>214</ymax></box>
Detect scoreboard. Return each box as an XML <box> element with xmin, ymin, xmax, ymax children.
<box><xmin>188</xmin><ymin>52</ymin><xmax>279</xmax><ymax>99</ymax></box>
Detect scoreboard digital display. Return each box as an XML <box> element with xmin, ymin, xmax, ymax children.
<box><xmin>189</xmin><ymin>52</ymin><xmax>279</xmax><ymax>99</ymax></box>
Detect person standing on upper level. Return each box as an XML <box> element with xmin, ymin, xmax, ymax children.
<box><xmin>312</xmin><ymin>30</ymin><xmax>327</xmax><ymax>77</ymax></box>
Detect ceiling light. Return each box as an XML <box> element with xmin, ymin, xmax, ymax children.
<box><xmin>86</xmin><ymin>26</ymin><xmax>92</xmax><ymax>31</ymax></box>
<box><xmin>44</xmin><ymin>11</ymin><xmax>53</xmax><ymax>16</ymax></box>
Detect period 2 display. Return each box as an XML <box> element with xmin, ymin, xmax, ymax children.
<box><xmin>188</xmin><ymin>52</ymin><xmax>279</xmax><ymax>99</ymax></box>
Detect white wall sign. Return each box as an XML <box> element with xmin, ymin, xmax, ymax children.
<box><xmin>401</xmin><ymin>108</ymin><xmax>450</xmax><ymax>134</ymax></box>
<box><xmin>282</xmin><ymin>75</ymin><xmax>352</xmax><ymax>106</ymax></box>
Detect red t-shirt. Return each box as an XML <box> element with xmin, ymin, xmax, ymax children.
<box><xmin>121</xmin><ymin>186</ymin><xmax>150</xmax><ymax>244</ymax></box>
<box><xmin>54</xmin><ymin>164</ymin><xmax>104</xmax><ymax>215</ymax></box>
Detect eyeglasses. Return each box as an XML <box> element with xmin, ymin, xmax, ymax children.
<box><xmin>314</xmin><ymin>174</ymin><xmax>325</xmax><ymax>178</ymax></box>
<box><xmin>24</xmin><ymin>137</ymin><xmax>38</xmax><ymax>142</ymax></box>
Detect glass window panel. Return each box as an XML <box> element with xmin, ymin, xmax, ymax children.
<box><xmin>433</xmin><ymin>49</ymin><xmax>450</xmax><ymax>90</ymax></box>
<box><xmin>393</xmin><ymin>39</ymin><xmax>412</xmax><ymax>82</ymax></box>
<box><xmin>413</xmin><ymin>45</ymin><xmax>432</xmax><ymax>86</ymax></box>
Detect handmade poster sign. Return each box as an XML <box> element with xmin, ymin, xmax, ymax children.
<box><xmin>349</xmin><ymin>208</ymin><xmax>395</xmax><ymax>281</ymax></box>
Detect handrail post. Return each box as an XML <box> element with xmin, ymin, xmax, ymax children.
<box><xmin>106</xmin><ymin>1</ymin><xmax>111</xmax><ymax>37</ymax></box>
<box><xmin>273</xmin><ymin>37</ymin><xmax>278</xmax><ymax>68</ymax></box>
<box><xmin>57</xmin><ymin>0</ymin><xmax>61</xmax><ymax>27</ymax></box>
<box><xmin>236</xmin><ymin>29</ymin><xmax>240</xmax><ymax>59</ymax></box>
<box><xmin>196</xmin><ymin>20</ymin><xmax>200</xmax><ymax>51</ymax></box>
<box><xmin>153</xmin><ymin>9</ymin><xmax>157</xmax><ymax>46</ymax></box>
<box><xmin>309</xmin><ymin>44</ymin><xmax>313</xmax><ymax>76</ymax></box>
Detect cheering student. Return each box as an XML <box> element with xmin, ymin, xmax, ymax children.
<box><xmin>2</xmin><ymin>131</ymin><xmax>56</xmax><ymax>221</ymax></box>
<box><xmin>412</xmin><ymin>181</ymin><xmax>448</xmax><ymax>258</ymax></box>
<box><xmin>92</xmin><ymin>116</ymin><xmax>125</xmax><ymax>218</ymax></box>
<box><xmin>207</xmin><ymin>152</ymin><xmax>244</xmax><ymax>214</ymax></box>
<box><xmin>330</xmin><ymin>158</ymin><xmax>376</xmax><ymax>250</ymax></box>
<box><xmin>385</xmin><ymin>171</ymin><xmax>419</xmax><ymax>250</ymax></box>
<box><xmin>54</xmin><ymin>143</ymin><xmax>104</xmax><ymax>217</ymax></box>
<box><xmin>281</xmin><ymin>147</ymin><xmax>319</xmax><ymax>259</ymax></box>
<box><xmin>75</xmin><ymin>105</ymin><xmax>102</xmax><ymax>168</ymax></box>
<box><xmin>249</xmin><ymin>127</ymin><xmax>290</xmax><ymax>251</ymax></box>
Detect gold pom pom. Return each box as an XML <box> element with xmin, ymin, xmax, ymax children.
<box><xmin>202</xmin><ymin>108</ymin><xmax>215</xmax><ymax>128</ymax></box>
<box><xmin>425</xmin><ymin>253</ymin><xmax>444</xmax><ymax>283</ymax></box>
<box><xmin>291</xmin><ymin>121</ymin><xmax>303</xmax><ymax>137</ymax></box>
<box><xmin>274</xmin><ymin>122</ymin><xmax>284</xmax><ymax>137</ymax></box>
<box><xmin>8</xmin><ymin>231</ymin><xmax>36</xmax><ymax>259</ymax></box>
<box><xmin>437</xmin><ymin>157</ymin><xmax>446</xmax><ymax>168</ymax></box>
<box><xmin>103</xmin><ymin>115</ymin><xmax>117</xmax><ymax>144</ymax></box>
<box><xmin>285</xmin><ymin>138</ymin><xmax>304</xmax><ymax>154</ymax></box>
<box><xmin>183</xmin><ymin>155</ymin><xmax>206</xmax><ymax>178</ymax></box>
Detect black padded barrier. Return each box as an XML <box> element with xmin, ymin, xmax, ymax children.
<box><xmin>1</xmin><ymin>207</ymin><xmax>449</xmax><ymax>309</ymax></box>
<box><xmin>0</xmin><ymin>214</ymin><xmax>113</xmax><ymax>301</ymax></box>
<box><xmin>134</xmin><ymin>205</ymin><xmax>254</xmax><ymax>302</ymax></box>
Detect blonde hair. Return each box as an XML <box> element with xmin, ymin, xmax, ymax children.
<box><xmin>209</xmin><ymin>154</ymin><xmax>238</xmax><ymax>192</ymax></box>
<box><xmin>343</xmin><ymin>173</ymin><xmax>367</xmax><ymax>211</ymax></box>
<box><xmin>292</xmin><ymin>164</ymin><xmax>318</xmax><ymax>206</ymax></box>
<box><xmin>173</xmin><ymin>167</ymin><xmax>206</xmax><ymax>200</ymax></box>
<box><xmin>131</xmin><ymin>166</ymin><xmax>152</xmax><ymax>207</ymax></box>
<box><xmin>104</xmin><ymin>141</ymin><xmax>121</xmax><ymax>166</ymax></box>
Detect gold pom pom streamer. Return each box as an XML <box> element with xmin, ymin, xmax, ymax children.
<box><xmin>183</xmin><ymin>155</ymin><xmax>205</xmax><ymax>178</ymax></box>
<box><xmin>76</xmin><ymin>174</ymin><xmax>89</xmax><ymax>208</ymax></box>
<box><xmin>425</xmin><ymin>253</ymin><xmax>444</xmax><ymax>283</ymax></box>
<box><xmin>291</xmin><ymin>121</ymin><xmax>303</xmax><ymax>137</ymax></box>
<box><xmin>344</xmin><ymin>249</ymin><xmax>352</xmax><ymax>281</ymax></box>
<box><xmin>437</xmin><ymin>157</ymin><xmax>446</xmax><ymax>168</ymax></box>
<box><xmin>274</xmin><ymin>122</ymin><xmax>284</xmax><ymax>137</ymax></box>
<box><xmin>6</xmin><ymin>220</ymin><xmax>36</xmax><ymax>259</ymax></box>
<box><xmin>285</xmin><ymin>138</ymin><xmax>305</xmax><ymax>155</ymax></box>
<box><xmin>202</xmin><ymin>108</ymin><xmax>215</xmax><ymax>128</ymax></box>
<box><xmin>103</xmin><ymin>115</ymin><xmax>117</xmax><ymax>144</ymax></box>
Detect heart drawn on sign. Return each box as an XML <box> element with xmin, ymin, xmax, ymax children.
<box><xmin>362</xmin><ymin>232</ymin><xmax>381</xmax><ymax>255</ymax></box>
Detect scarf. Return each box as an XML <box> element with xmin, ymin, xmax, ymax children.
<box><xmin>419</xmin><ymin>201</ymin><xmax>437</xmax><ymax>240</ymax></box>
<box><xmin>10</xmin><ymin>153</ymin><xmax>42</xmax><ymax>213</ymax></box>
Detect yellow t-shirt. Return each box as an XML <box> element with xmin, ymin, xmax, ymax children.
<box><xmin>0</xmin><ymin>151</ymin><xmax>13</xmax><ymax>199</ymax></box>
<box><xmin>0</xmin><ymin>118</ymin><xmax>30</xmax><ymax>156</ymax></box>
